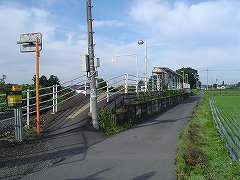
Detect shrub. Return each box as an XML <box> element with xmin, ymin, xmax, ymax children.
<box><xmin>98</xmin><ymin>108</ymin><xmax>123</xmax><ymax>135</ymax></box>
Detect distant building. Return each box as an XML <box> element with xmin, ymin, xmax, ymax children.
<box><xmin>152</xmin><ymin>67</ymin><xmax>185</xmax><ymax>90</ymax></box>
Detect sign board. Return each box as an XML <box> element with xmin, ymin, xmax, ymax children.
<box><xmin>6</xmin><ymin>85</ymin><xmax>22</xmax><ymax>108</ymax></box>
<box><xmin>12</xmin><ymin>85</ymin><xmax>22</xmax><ymax>91</ymax></box>
<box><xmin>18</xmin><ymin>33</ymin><xmax>42</xmax><ymax>53</ymax></box>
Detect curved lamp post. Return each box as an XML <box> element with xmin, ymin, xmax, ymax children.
<box><xmin>138</xmin><ymin>40</ymin><xmax>148</xmax><ymax>92</ymax></box>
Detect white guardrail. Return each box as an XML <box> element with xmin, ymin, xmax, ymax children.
<box><xmin>0</xmin><ymin>73</ymin><xmax>188</xmax><ymax>134</ymax></box>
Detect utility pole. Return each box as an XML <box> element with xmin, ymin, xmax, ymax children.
<box><xmin>86</xmin><ymin>0</ymin><xmax>99</xmax><ymax>129</ymax></box>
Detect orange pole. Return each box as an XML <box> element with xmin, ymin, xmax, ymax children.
<box><xmin>35</xmin><ymin>39</ymin><xmax>40</xmax><ymax>135</ymax></box>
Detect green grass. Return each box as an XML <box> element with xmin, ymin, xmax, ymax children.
<box><xmin>215</xmin><ymin>96</ymin><xmax>240</xmax><ymax>116</ymax></box>
<box><xmin>192</xmin><ymin>89</ymin><xmax>200</xmax><ymax>95</ymax></box>
<box><xmin>207</xmin><ymin>89</ymin><xmax>240</xmax><ymax>96</ymax></box>
<box><xmin>176</xmin><ymin>93</ymin><xmax>240</xmax><ymax>180</ymax></box>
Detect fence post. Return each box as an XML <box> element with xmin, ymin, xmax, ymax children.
<box><xmin>135</xmin><ymin>77</ymin><xmax>138</xmax><ymax>94</ymax></box>
<box><xmin>26</xmin><ymin>89</ymin><xmax>30</xmax><ymax>127</ymax></box>
<box><xmin>152</xmin><ymin>78</ymin><xmax>154</xmax><ymax>91</ymax></box>
<box><xmin>124</xmin><ymin>73</ymin><xmax>128</xmax><ymax>94</ymax></box>
<box><xmin>157</xmin><ymin>76</ymin><xmax>160</xmax><ymax>91</ymax></box>
<box><xmin>14</xmin><ymin>107</ymin><xmax>23</xmax><ymax>142</ymax></box>
<box><xmin>106</xmin><ymin>82</ymin><xmax>109</xmax><ymax>103</ymax></box>
<box><xmin>55</xmin><ymin>85</ymin><xmax>58</xmax><ymax>113</ymax></box>
<box><xmin>52</xmin><ymin>85</ymin><xmax>55</xmax><ymax>113</ymax></box>
<box><xmin>84</xmin><ymin>76</ymin><xmax>87</xmax><ymax>96</ymax></box>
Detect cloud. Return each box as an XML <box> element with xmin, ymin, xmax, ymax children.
<box><xmin>94</xmin><ymin>20</ymin><xmax>125</xmax><ymax>28</ymax></box>
<box><xmin>0</xmin><ymin>3</ymin><xmax>94</xmax><ymax>84</ymax></box>
<box><xmin>1</xmin><ymin>0</ymin><xmax>240</xmax><ymax>85</ymax></box>
<box><xmin>0</xmin><ymin>3</ymin><xmax>139</xmax><ymax>84</ymax></box>
<box><xmin>129</xmin><ymin>0</ymin><xmax>240</xmax><ymax>83</ymax></box>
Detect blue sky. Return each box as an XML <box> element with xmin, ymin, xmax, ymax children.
<box><xmin>1</xmin><ymin>0</ymin><xmax>240</xmax><ymax>85</ymax></box>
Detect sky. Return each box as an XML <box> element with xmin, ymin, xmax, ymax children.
<box><xmin>0</xmin><ymin>0</ymin><xmax>240</xmax><ymax>85</ymax></box>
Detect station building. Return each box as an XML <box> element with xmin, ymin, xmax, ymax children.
<box><xmin>151</xmin><ymin>67</ymin><xmax>186</xmax><ymax>91</ymax></box>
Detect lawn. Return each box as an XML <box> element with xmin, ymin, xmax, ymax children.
<box><xmin>176</xmin><ymin>92</ymin><xmax>240</xmax><ymax>179</ymax></box>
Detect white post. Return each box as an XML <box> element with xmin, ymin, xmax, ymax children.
<box><xmin>124</xmin><ymin>73</ymin><xmax>128</xmax><ymax>94</ymax></box>
<box><xmin>152</xmin><ymin>78</ymin><xmax>154</xmax><ymax>91</ymax></box>
<box><xmin>135</xmin><ymin>77</ymin><xmax>138</xmax><ymax>93</ymax></box>
<box><xmin>26</xmin><ymin>89</ymin><xmax>30</xmax><ymax>127</ymax></box>
<box><xmin>106</xmin><ymin>82</ymin><xmax>109</xmax><ymax>103</ymax></box>
<box><xmin>84</xmin><ymin>75</ymin><xmax>87</xmax><ymax>96</ymax></box>
<box><xmin>157</xmin><ymin>75</ymin><xmax>160</xmax><ymax>91</ymax></box>
<box><xmin>52</xmin><ymin>85</ymin><xmax>55</xmax><ymax>113</ymax></box>
<box><xmin>160</xmin><ymin>79</ymin><xmax>163</xmax><ymax>91</ymax></box>
<box><xmin>177</xmin><ymin>77</ymin><xmax>179</xmax><ymax>89</ymax></box>
<box><xmin>55</xmin><ymin>85</ymin><xmax>58</xmax><ymax>113</ymax></box>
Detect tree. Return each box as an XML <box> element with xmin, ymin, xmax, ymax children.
<box><xmin>48</xmin><ymin>75</ymin><xmax>60</xmax><ymax>87</ymax></box>
<box><xmin>176</xmin><ymin>67</ymin><xmax>200</xmax><ymax>89</ymax></box>
<box><xmin>32</xmin><ymin>74</ymin><xmax>61</xmax><ymax>89</ymax></box>
<box><xmin>39</xmin><ymin>75</ymin><xmax>48</xmax><ymax>87</ymax></box>
<box><xmin>32</xmin><ymin>75</ymin><xmax>36</xmax><ymax>85</ymax></box>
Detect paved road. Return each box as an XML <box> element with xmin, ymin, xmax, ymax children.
<box><xmin>23</xmin><ymin>95</ymin><xmax>200</xmax><ymax>180</ymax></box>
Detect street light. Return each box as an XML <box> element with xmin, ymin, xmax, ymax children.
<box><xmin>138</xmin><ymin>40</ymin><xmax>148</xmax><ymax>92</ymax></box>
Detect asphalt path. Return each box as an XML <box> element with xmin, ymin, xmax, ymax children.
<box><xmin>23</xmin><ymin>95</ymin><xmax>200</xmax><ymax>180</ymax></box>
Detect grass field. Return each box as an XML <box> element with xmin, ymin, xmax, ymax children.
<box><xmin>176</xmin><ymin>90</ymin><xmax>240</xmax><ymax>179</ymax></box>
<box><xmin>210</xmin><ymin>92</ymin><xmax>240</xmax><ymax>160</ymax></box>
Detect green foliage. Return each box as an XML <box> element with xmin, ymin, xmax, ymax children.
<box><xmin>48</xmin><ymin>75</ymin><xmax>60</xmax><ymax>87</ymax></box>
<box><xmin>98</xmin><ymin>108</ymin><xmax>124</xmax><ymax>135</ymax></box>
<box><xmin>176</xmin><ymin>94</ymin><xmax>240</xmax><ymax>179</ymax></box>
<box><xmin>176</xmin><ymin>67</ymin><xmax>200</xmax><ymax>89</ymax></box>
<box><xmin>32</xmin><ymin>74</ymin><xmax>60</xmax><ymax>87</ymax></box>
<box><xmin>192</xmin><ymin>89</ymin><xmax>200</xmax><ymax>95</ymax></box>
<box><xmin>23</xmin><ymin>126</ymin><xmax>36</xmax><ymax>140</ymax></box>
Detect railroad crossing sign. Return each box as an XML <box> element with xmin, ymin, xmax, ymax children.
<box><xmin>17</xmin><ymin>33</ymin><xmax>42</xmax><ymax>53</ymax></box>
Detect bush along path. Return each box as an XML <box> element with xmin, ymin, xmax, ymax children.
<box><xmin>176</xmin><ymin>93</ymin><xmax>240</xmax><ymax>179</ymax></box>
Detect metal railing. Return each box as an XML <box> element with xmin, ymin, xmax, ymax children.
<box><xmin>0</xmin><ymin>74</ymin><xmax>89</xmax><ymax>134</ymax></box>
<box><xmin>0</xmin><ymin>73</ymin><xmax>188</xmax><ymax>136</ymax></box>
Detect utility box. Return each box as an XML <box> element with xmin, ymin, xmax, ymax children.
<box><xmin>6</xmin><ymin>85</ymin><xmax>23</xmax><ymax>108</ymax></box>
<box><xmin>81</xmin><ymin>55</ymin><xmax>90</xmax><ymax>72</ymax></box>
<box><xmin>81</xmin><ymin>55</ymin><xmax>100</xmax><ymax>72</ymax></box>
<box><xmin>94</xmin><ymin>57</ymin><xmax>100</xmax><ymax>68</ymax></box>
